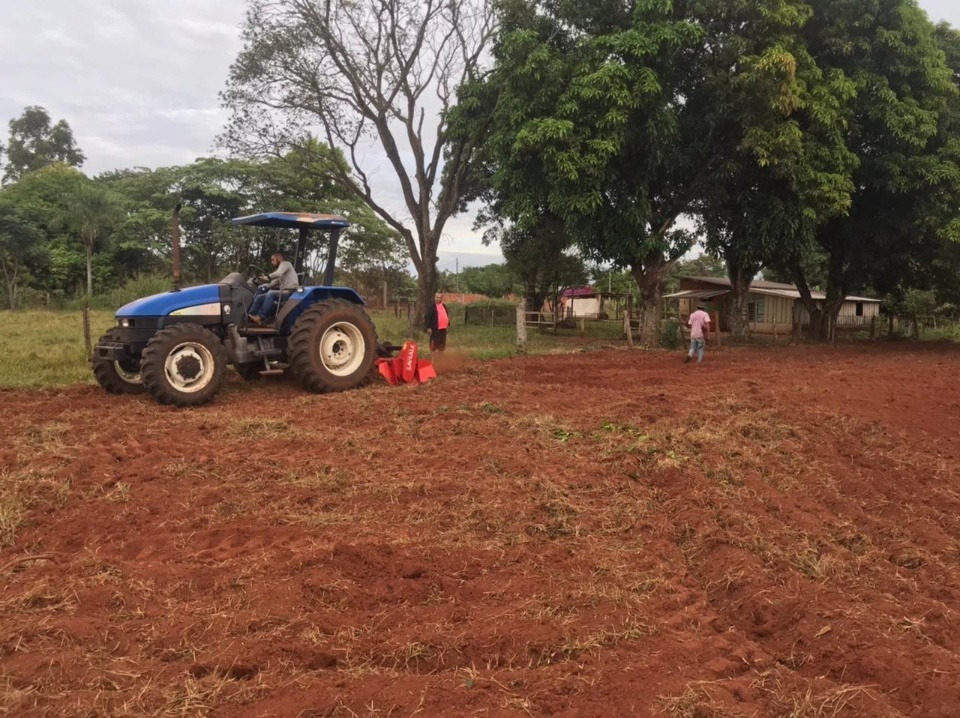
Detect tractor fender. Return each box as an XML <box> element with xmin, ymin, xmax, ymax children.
<box><xmin>278</xmin><ymin>287</ymin><xmax>366</xmax><ymax>331</ymax></box>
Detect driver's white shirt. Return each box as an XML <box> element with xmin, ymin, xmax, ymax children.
<box><xmin>269</xmin><ymin>261</ymin><xmax>299</xmax><ymax>290</ymax></box>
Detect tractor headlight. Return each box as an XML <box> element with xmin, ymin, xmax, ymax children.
<box><xmin>119</xmin><ymin>318</ymin><xmax>132</xmax><ymax>328</ymax></box>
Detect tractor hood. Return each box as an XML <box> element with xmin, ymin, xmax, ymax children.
<box><xmin>116</xmin><ymin>284</ymin><xmax>222</xmax><ymax>318</ymax></box>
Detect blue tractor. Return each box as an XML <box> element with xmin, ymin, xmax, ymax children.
<box><xmin>92</xmin><ymin>210</ymin><xmax>380</xmax><ymax>407</ymax></box>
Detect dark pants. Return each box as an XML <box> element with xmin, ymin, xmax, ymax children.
<box><xmin>430</xmin><ymin>329</ymin><xmax>447</xmax><ymax>352</ymax></box>
<box><xmin>249</xmin><ymin>290</ymin><xmax>281</xmax><ymax>320</ymax></box>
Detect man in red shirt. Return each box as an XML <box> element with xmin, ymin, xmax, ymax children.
<box><xmin>425</xmin><ymin>293</ymin><xmax>450</xmax><ymax>357</ymax></box>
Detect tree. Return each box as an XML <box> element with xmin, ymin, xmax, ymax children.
<box><xmin>98</xmin><ymin>151</ymin><xmax>405</xmax><ymax>288</ymax></box>
<box><xmin>66</xmin><ymin>183</ymin><xmax>123</xmax><ymax>299</ymax></box>
<box><xmin>451</xmin><ymin>0</ymin><xmax>707</xmax><ymax>345</ymax></box>
<box><xmin>0</xmin><ymin>195</ymin><xmax>46</xmax><ymax>310</ymax></box>
<box><xmin>1</xmin><ymin>106</ymin><xmax>85</xmax><ymax>185</ymax></box>
<box><xmin>498</xmin><ymin>219</ymin><xmax>572</xmax><ymax>312</ymax></box>
<box><xmin>664</xmin><ymin>253</ymin><xmax>726</xmax><ymax>294</ymax></box>
<box><xmin>221</xmin><ymin>0</ymin><xmax>495</xmax><ymax>319</ymax></box>
<box><xmin>785</xmin><ymin>0</ymin><xmax>960</xmax><ymax>339</ymax></box>
<box><xmin>3</xmin><ymin>164</ymin><xmax>89</xmax><ymax>299</ymax></box>
<box><xmin>675</xmin><ymin>0</ymin><xmax>858</xmax><ymax>339</ymax></box>
<box><xmin>457</xmin><ymin>263</ymin><xmax>519</xmax><ymax>297</ymax></box>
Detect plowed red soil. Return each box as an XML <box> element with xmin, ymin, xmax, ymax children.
<box><xmin>2</xmin><ymin>343</ymin><xmax>960</xmax><ymax>717</ymax></box>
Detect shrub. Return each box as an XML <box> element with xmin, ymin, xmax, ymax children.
<box><xmin>660</xmin><ymin>317</ymin><xmax>682</xmax><ymax>349</ymax></box>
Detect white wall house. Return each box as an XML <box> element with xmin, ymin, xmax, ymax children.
<box><xmin>665</xmin><ymin>277</ymin><xmax>881</xmax><ymax>335</ymax></box>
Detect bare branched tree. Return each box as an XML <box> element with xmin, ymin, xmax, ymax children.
<box><xmin>221</xmin><ymin>0</ymin><xmax>495</xmax><ymax>316</ymax></box>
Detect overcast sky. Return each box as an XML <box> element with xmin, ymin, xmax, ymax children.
<box><xmin>1</xmin><ymin>0</ymin><xmax>958</xmax><ymax>268</ymax></box>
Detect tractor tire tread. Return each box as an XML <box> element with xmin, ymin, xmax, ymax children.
<box><xmin>140</xmin><ymin>323</ymin><xmax>228</xmax><ymax>407</ymax></box>
<box><xmin>289</xmin><ymin>300</ymin><xmax>378</xmax><ymax>393</ymax></box>
<box><xmin>92</xmin><ymin>328</ymin><xmax>145</xmax><ymax>395</ymax></box>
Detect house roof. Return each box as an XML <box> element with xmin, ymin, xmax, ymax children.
<box><xmin>561</xmin><ymin>287</ymin><xmax>596</xmax><ymax>299</ymax></box>
<box><xmin>673</xmin><ymin>276</ymin><xmax>880</xmax><ymax>303</ymax></box>
<box><xmin>662</xmin><ymin>289</ymin><xmax>729</xmax><ymax>301</ymax></box>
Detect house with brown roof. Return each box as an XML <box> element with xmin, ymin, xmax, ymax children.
<box><xmin>665</xmin><ymin>276</ymin><xmax>881</xmax><ymax>335</ymax></box>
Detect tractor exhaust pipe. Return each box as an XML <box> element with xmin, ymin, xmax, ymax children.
<box><xmin>172</xmin><ymin>203</ymin><xmax>183</xmax><ymax>292</ymax></box>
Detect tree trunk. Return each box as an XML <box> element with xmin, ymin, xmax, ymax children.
<box><xmin>806</xmin><ymin>297</ymin><xmax>844</xmax><ymax>340</ymax></box>
<box><xmin>793</xmin><ymin>264</ymin><xmax>845</xmax><ymax>342</ymax></box>
<box><xmin>516</xmin><ymin>299</ymin><xmax>527</xmax><ymax>354</ymax></box>
<box><xmin>414</xmin><ymin>256</ymin><xmax>439</xmax><ymax>339</ymax></box>
<box><xmin>523</xmin><ymin>274</ymin><xmax>547</xmax><ymax>314</ymax></box>
<box><xmin>82</xmin><ymin>302</ymin><xmax>92</xmax><ymax>361</ymax></box>
<box><xmin>631</xmin><ymin>278</ymin><xmax>662</xmax><ymax>346</ymax></box>
<box><xmin>1</xmin><ymin>258</ymin><xmax>19</xmax><ymax>311</ymax></box>
<box><xmin>630</xmin><ymin>251</ymin><xmax>669</xmax><ymax>348</ymax></box>
<box><xmin>726</xmin><ymin>259</ymin><xmax>756</xmax><ymax>341</ymax></box>
<box><xmin>86</xmin><ymin>244</ymin><xmax>93</xmax><ymax>299</ymax></box>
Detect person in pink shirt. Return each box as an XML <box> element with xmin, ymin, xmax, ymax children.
<box><xmin>686</xmin><ymin>304</ymin><xmax>711</xmax><ymax>364</ymax></box>
<box><xmin>425</xmin><ymin>293</ymin><xmax>450</xmax><ymax>357</ymax></box>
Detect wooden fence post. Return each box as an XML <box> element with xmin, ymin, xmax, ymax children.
<box><xmin>516</xmin><ymin>300</ymin><xmax>527</xmax><ymax>354</ymax></box>
<box><xmin>82</xmin><ymin>304</ymin><xmax>92</xmax><ymax>362</ymax></box>
<box><xmin>624</xmin><ymin>295</ymin><xmax>634</xmax><ymax>347</ymax></box>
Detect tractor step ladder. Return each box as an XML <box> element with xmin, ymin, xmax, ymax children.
<box><xmin>255</xmin><ymin>336</ymin><xmax>284</xmax><ymax>375</ymax></box>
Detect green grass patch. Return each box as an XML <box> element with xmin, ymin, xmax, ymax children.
<box><xmin>0</xmin><ymin>310</ymin><xmax>116</xmax><ymax>388</ymax></box>
<box><xmin>0</xmin><ymin>305</ymin><xmax>629</xmax><ymax>389</ymax></box>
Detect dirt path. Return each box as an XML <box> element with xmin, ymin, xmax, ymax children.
<box><xmin>2</xmin><ymin>343</ymin><xmax>959</xmax><ymax>717</ymax></box>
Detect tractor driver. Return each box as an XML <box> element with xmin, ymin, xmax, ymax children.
<box><xmin>247</xmin><ymin>252</ymin><xmax>299</xmax><ymax>325</ymax></box>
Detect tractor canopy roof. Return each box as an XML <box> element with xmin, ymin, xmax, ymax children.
<box><xmin>231</xmin><ymin>212</ymin><xmax>350</xmax><ymax>230</ymax></box>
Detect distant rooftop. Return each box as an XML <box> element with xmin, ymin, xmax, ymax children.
<box><xmin>668</xmin><ymin>276</ymin><xmax>879</xmax><ymax>303</ymax></box>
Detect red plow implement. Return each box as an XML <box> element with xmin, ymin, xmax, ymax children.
<box><xmin>375</xmin><ymin>341</ymin><xmax>437</xmax><ymax>385</ymax></box>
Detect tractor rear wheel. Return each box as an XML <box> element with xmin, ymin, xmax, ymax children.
<box><xmin>92</xmin><ymin>329</ymin><xmax>145</xmax><ymax>395</ymax></box>
<box><xmin>289</xmin><ymin>299</ymin><xmax>378</xmax><ymax>393</ymax></box>
<box><xmin>140</xmin><ymin>323</ymin><xmax>227</xmax><ymax>407</ymax></box>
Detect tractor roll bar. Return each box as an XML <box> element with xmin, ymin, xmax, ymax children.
<box><xmin>232</xmin><ymin>212</ymin><xmax>350</xmax><ymax>282</ymax></box>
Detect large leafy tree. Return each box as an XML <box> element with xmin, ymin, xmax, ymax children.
<box><xmin>922</xmin><ymin>22</ymin><xmax>960</xmax><ymax>314</ymax></box>
<box><xmin>783</xmin><ymin>0</ymin><xmax>960</xmax><ymax>338</ymax></box>
<box><xmin>4</xmin><ymin>164</ymin><xmax>91</xmax><ymax>299</ymax></box>
<box><xmin>99</xmin><ymin>151</ymin><xmax>406</xmax><ymax>289</ymax></box>
<box><xmin>0</xmin><ymin>194</ymin><xmax>46</xmax><ymax>310</ymax></box>
<box><xmin>686</xmin><ymin>0</ymin><xmax>857</xmax><ymax>339</ymax></box>
<box><xmin>1</xmin><ymin>106</ymin><xmax>85</xmax><ymax>185</ymax></box>
<box><xmin>221</xmin><ymin>0</ymin><xmax>495</xmax><ymax>317</ymax></box>
<box><xmin>452</xmin><ymin>0</ymin><xmax>704</xmax><ymax>344</ymax></box>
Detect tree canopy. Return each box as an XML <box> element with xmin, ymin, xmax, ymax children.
<box><xmin>221</xmin><ymin>0</ymin><xmax>495</xmax><ymax>316</ymax></box>
<box><xmin>454</xmin><ymin>0</ymin><xmax>960</xmax><ymax>342</ymax></box>
<box><xmin>0</xmin><ymin>106</ymin><xmax>85</xmax><ymax>185</ymax></box>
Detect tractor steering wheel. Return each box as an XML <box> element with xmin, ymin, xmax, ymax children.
<box><xmin>247</xmin><ymin>264</ymin><xmax>269</xmax><ymax>289</ymax></box>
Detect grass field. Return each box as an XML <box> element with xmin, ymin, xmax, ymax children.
<box><xmin>0</xmin><ymin>307</ymin><xmax>627</xmax><ymax>388</ymax></box>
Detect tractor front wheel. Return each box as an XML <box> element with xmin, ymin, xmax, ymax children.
<box><xmin>289</xmin><ymin>299</ymin><xmax>378</xmax><ymax>393</ymax></box>
<box><xmin>140</xmin><ymin>323</ymin><xmax>227</xmax><ymax>407</ymax></box>
<box><xmin>93</xmin><ymin>329</ymin><xmax>145</xmax><ymax>395</ymax></box>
